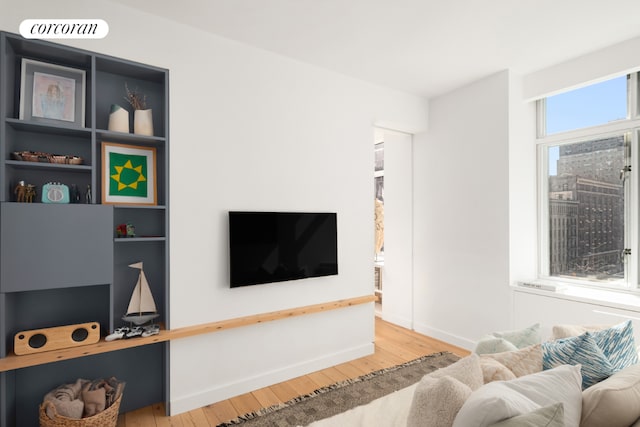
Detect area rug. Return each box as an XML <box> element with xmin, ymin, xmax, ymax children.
<box><xmin>216</xmin><ymin>351</ymin><xmax>460</xmax><ymax>427</ymax></box>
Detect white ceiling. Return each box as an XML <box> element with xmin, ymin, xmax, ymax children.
<box><xmin>114</xmin><ymin>0</ymin><xmax>640</xmax><ymax>98</ymax></box>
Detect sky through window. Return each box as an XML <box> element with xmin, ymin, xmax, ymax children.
<box><xmin>545</xmin><ymin>76</ymin><xmax>627</xmax><ymax>135</ymax></box>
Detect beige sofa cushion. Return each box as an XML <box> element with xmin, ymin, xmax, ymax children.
<box><xmin>551</xmin><ymin>324</ymin><xmax>609</xmax><ymax>340</ymax></box>
<box><xmin>581</xmin><ymin>363</ymin><xmax>640</xmax><ymax>427</ymax></box>
<box><xmin>480</xmin><ymin>344</ymin><xmax>542</xmax><ymax>377</ymax></box>
<box><xmin>479</xmin><ymin>357</ymin><xmax>517</xmax><ymax>383</ymax></box>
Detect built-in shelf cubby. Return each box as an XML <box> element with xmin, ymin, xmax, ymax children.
<box><xmin>0</xmin><ymin>31</ymin><xmax>169</xmax><ymax>426</ymax></box>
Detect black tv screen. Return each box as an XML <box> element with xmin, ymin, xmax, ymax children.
<box><xmin>229</xmin><ymin>211</ymin><xmax>338</xmax><ymax>287</ymax></box>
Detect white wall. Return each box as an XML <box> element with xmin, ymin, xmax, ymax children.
<box><xmin>1</xmin><ymin>0</ymin><xmax>429</xmax><ymax>415</ymax></box>
<box><xmin>412</xmin><ymin>71</ymin><xmax>512</xmax><ymax>349</ymax></box>
<box><xmin>507</xmin><ymin>73</ymin><xmax>537</xmax><ymax>289</ymax></box>
<box><xmin>513</xmin><ymin>288</ymin><xmax>640</xmax><ymax>343</ymax></box>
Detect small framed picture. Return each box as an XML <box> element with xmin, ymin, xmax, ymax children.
<box><xmin>19</xmin><ymin>58</ymin><xmax>86</xmax><ymax>127</ymax></box>
<box><xmin>102</xmin><ymin>142</ymin><xmax>157</xmax><ymax>205</ymax></box>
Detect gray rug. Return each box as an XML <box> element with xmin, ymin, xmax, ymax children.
<box><xmin>216</xmin><ymin>351</ymin><xmax>460</xmax><ymax>427</ymax></box>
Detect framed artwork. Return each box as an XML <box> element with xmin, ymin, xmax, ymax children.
<box><xmin>102</xmin><ymin>142</ymin><xmax>157</xmax><ymax>205</ymax></box>
<box><xmin>19</xmin><ymin>58</ymin><xmax>86</xmax><ymax>127</ymax></box>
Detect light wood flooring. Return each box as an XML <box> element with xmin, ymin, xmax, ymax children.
<box><xmin>117</xmin><ymin>316</ymin><xmax>470</xmax><ymax>427</ymax></box>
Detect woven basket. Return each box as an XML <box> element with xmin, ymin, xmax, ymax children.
<box><xmin>39</xmin><ymin>394</ymin><xmax>122</xmax><ymax>427</ymax></box>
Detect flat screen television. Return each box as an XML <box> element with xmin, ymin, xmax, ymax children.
<box><xmin>229</xmin><ymin>211</ymin><xmax>338</xmax><ymax>287</ymax></box>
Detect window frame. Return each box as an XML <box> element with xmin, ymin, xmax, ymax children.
<box><xmin>536</xmin><ymin>73</ymin><xmax>640</xmax><ymax>291</ymax></box>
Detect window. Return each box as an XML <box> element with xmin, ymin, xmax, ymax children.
<box><xmin>537</xmin><ymin>75</ymin><xmax>638</xmax><ymax>288</ymax></box>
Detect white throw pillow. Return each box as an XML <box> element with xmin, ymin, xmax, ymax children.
<box><xmin>489</xmin><ymin>403</ymin><xmax>565</xmax><ymax>427</ymax></box>
<box><xmin>452</xmin><ymin>364</ymin><xmax>582</xmax><ymax>427</ymax></box>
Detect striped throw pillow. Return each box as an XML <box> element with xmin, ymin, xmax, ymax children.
<box><xmin>543</xmin><ymin>332</ymin><xmax>615</xmax><ymax>389</ymax></box>
<box><xmin>590</xmin><ymin>320</ymin><xmax>639</xmax><ymax>372</ymax></box>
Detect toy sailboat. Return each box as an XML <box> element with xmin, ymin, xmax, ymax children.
<box><xmin>122</xmin><ymin>262</ymin><xmax>160</xmax><ymax>325</ymax></box>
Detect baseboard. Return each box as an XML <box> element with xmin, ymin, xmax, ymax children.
<box><xmin>169</xmin><ymin>342</ymin><xmax>374</xmax><ymax>416</ymax></box>
<box><xmin>381</xmin><ymin>312</ymin><xmax>412</xmax><ymax>330</ymax></box>
<box><xmin>413</xmin><ymin>321</ymin><xmax>475</xmax><ymax>351</ymax></box>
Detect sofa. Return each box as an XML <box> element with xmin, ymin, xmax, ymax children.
<box><xmin>305</xmin><ymin>321</ymin><xmax>640</xmax><ymax>427</ymax></box>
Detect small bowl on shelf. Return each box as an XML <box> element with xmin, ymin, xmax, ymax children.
<box><xmin>67</xmin><ymin>156</ymin><xmax>83</xmax><ymax>165</ymax></box>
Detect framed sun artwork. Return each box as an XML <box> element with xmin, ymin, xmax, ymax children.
<box><xmin>102</xmin><ymin>142</ymin><xmax>157</xmax><ymax>205</ymax></box>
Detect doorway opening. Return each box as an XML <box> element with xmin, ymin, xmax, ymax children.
<box><xmin>373</xmin><ymin>127</ymin><xmax>413</xmax><ymax>328</ymax></box>
<box><xmin>374</xmin><ymin>131</ymin><xmax>384</xmax><ymax>316</ymax></box>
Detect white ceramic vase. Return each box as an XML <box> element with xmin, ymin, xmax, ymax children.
<box><xmin>107</xmin><ymin>104</ymin><xmax>129</xmax><ymax>133</ymax></box>
<box><xmin>134</xmin><ymin>109</ymin><xmax>154</xmax><ymax>136</ymax></box>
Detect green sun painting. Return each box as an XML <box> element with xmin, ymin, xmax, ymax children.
<box><xmin>108</xmin><ymin>152</ymin><xmax>148</xmax><ymax>198</ymax></box>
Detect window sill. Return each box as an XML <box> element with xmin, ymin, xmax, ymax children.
<box><xmin>512</xmin><ymin>281</ymin><xmax>640</xmax><ymax>313</ymax></box>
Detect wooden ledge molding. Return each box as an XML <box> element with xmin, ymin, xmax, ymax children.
<box><xmin>170</xmin><ymin>294</ymin><xmax>376</xmax><ymax>340</ymax></box>
<box><xmin>0</xmin><ymin>294</ymin><xmax>376</xmax><ymax>372</ymax></box>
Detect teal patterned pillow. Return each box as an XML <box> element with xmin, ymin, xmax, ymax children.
<box><xmin>543</xmin><ymin>332</ymin><xmax>615</xmax><ymax>389</ymax></box>
<box><xmin>590</xmin><ymin>320</ymin><xmax>638</xmax><ymax>371</ymax></box>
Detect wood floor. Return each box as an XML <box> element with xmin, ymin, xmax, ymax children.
<box><xmin>116</xmin><ymin>316</ymin><xmax>470</xmax><ymax>427</ymax></box>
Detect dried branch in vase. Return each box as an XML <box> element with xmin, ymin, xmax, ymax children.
<box><xmin>124</xmin><ymin>82</ymin><xmax>147</xmax><ymax>110</ymax></box>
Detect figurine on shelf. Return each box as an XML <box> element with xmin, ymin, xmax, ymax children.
<box><xmin>70</xmin><ymin>184</ymin><xmax>81</xmax><ymax>203</ymax></box>
<box><xmin>85</xmin><ymin>184</ymin><xmax>92</xmax><ymax>204</ymax></box>
<box><xmin>14</xmin><ymin>181</ymin><xmax>36</xmax><ymax>203</ymax></box>
<box><xmin>14</xmin><ymin>181</ymin><xmax>26</xmax><ymax>202</ymax></box>
<box><xmin>25</xmin><ymin>185</ymin><xmax>36</xmax><ymax>203</ymax></box>
<box><xmin>116</xmin><ymin>223</ymin><xmax>136</xmax><ymax>238</ymax></box>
